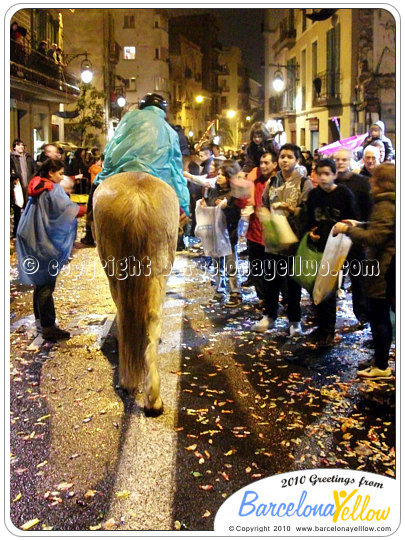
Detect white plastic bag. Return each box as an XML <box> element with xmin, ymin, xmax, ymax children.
<box><xmin>195</xmin><ymin>200</ymin><xmax>232</xmax><ymax>257</ymax></box>
<box><xmin>13</xmin><ymin>181</ymin><xmax>24</xmax><ymax>208</ymax></box>
<box><xmin>313</xmin><ymin>231</ymin><xmax>352</xmax><ymax>305</ymax></box>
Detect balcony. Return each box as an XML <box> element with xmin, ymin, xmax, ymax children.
<box><xmin>312</xmin><ymin>70</ymin><xmax>341</xmax><ymax>107</ymax></box>
<box><xmin>10</xmin><ymin>42</ymin><xmax>80</xmax><ymax>102</ymax></box>
<box><xmin>273</xmin><ymin>18</ymin><xmax>296</xmax><ymax>55</ymax></box>
<box><xmin>269</xmin><ymin>94</ymin><xmax>295</xmax><ymax>116</ymax></box>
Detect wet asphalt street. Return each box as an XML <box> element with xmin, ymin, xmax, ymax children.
<box><xmin>9</xmin><ymin>235</ymin><xmax>395</xmax><ymax>532</ymax></box>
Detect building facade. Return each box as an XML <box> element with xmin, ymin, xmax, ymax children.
<box><xmin>169</xmin><ymin>34</ymin><xmax>210</xmax><ymax>140</ymax></box>
<box><xmin>218</xmin><ymin>46</ymin><xmax>263</xmax><ymax>148</ymax></box>
<box><xmin>263</xmin><ymin>8</ymin><xmax>395</xmax><ymax>150</ymax></box>
<box><xmin>60</xmin><ymin>8</ymin><xmax>120</xmax><ymax>144</ymax></box>
<box><xmin>168</xmin><ymin>14</ymin><xmax>222</xmax><ymax>121</ymax></box>
<box><xmin>10</xmin><ymin>8</ymin><xmax>80</xmax><ymax>157</ymax></box>
<box><xmin>111</xmin><ymin>9</ymin><xmax>171</xmax><ymax>111</ymax></box>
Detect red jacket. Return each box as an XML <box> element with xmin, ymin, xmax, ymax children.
<box><xmin>28</xmin><ymin>175</ymin><xmax>85</xmax><ymax>217</ymax></box>
<box><xmin>246</xmin><ymin>168</ymin><xmax>269</xmax><ymax>246</ymax></box>
<box><xmin>27</xmin><ymin>176</ymin><xmax>54</xmax><ymax>197</ymax></box>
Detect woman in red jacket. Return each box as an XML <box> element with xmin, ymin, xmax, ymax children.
<box><xmin>16</xmin><ymin>159</ymin><xmax>86</xmax><ymax>341</ymax></box>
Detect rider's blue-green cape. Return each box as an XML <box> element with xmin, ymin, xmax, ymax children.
<box><xmin>93</xmin><ymin>106</ymin><xmax>190</xmax><ymax>215</ymax></box>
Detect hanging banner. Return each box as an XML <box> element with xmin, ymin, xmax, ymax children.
<box><xmin>318</xmin><ymin>133</ymin><xmax>368</xmax><ymax>156</ymax></box>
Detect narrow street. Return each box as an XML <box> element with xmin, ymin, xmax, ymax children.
<box><xmin>9</xmin><ymin>222</ymin><xmax>395</xmax><ymax>532</ymax></box>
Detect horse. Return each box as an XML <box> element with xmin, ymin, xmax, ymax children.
<box><xmin>93</xmin><ymin>172</ymin><xmax>179</xmax><ymax>416</ymax></box>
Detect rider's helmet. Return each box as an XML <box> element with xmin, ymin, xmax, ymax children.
<box><xmin>139</xmin><ymin>93</ymin><xmax>167</xmax><ymax>112</ymax></box>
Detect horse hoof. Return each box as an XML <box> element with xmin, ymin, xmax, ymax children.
<box><xmin>144</xmin><ymin>404</ymin><xmax>164</xmax><ymax>417</ymax></box>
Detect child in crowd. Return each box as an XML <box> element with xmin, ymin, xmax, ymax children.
<box><xmin>89</xmin><ymin>154</ymin><xmax>104</xmax><ymax>185</ymax></box>
<box><xmin>16</xmin><ymin>159</ymin><xmax>86</xmax><ymax>341</ymax></box>
<box><xmin>333</xmin><ymin>163</ymin><xmax>395</xmax><ymax>379</ymax></box>
<box><xmin>252</xmin><ymin>143</ymin><xmax>312</xmax><ymax>336</ymax></box>
<box><xmin>360</xmin><ymin>120</ymin><xmax>395</xmax><ymax>162</ymax></box>
<box><xmin>183</xmin><ymin>157</ymin><xmax>220</xmax><ymax>189</ymax></box>
<box><xmin>243</xmin><ymin>122</ymin><xmax>280</xmax><ymax>172</ymax></box>
<box><xmin>200</xmin><ymin>163</ymin><xmax>244</xmax><ymax>307</ymax></box>
<box><xmin>305</xmin><ymin>158</ymin><xmax>358</xmax><ymax>347</ymax></box>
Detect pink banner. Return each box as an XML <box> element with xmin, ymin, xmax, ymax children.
<box><xmin>318</xmin><ymin>133</ymin><xmax>368</xmax><ymax>156</ymax></box>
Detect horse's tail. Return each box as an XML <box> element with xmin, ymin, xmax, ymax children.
<box><xmin>93</xmin><ymin>172</ymin><xmax>179</xmax><ymax>407</ymax></box>
<box><xmin>114</xmin><ymin>269</ymin><xmax>165</xmax><ymax>392</ymax></box>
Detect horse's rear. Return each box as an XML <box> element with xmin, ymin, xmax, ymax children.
<box><xmin>93</xmin><ymin>172</ymin><xmax>179</xmax><ymax>415</ymax></box>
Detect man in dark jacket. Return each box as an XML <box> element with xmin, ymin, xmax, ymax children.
<box><xmin>10</xmin><ymin>139</ymin><xmax>36</xmax><ymax>236</ymax></box>
<box><xmin>359</xmin><ymin>145</ymin><xmax>382</xmax><ymax>177</ymax></box>
<box><xmin>172</xmin><ymin>125</ymin><xmax>190</xmax><ymax>156</ymax></box>
<box><xmin>198</xmin><ymin>147</ymin><xmax>213</xmax><ymax>175</ymax></box>
<box><xmin>334</xmin><ymin>148</ymin><xmax>371</xmax><ymax>325</ymax></box>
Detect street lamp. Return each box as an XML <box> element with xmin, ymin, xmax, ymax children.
<box><xmin>117</xmin><ymin>95</ymin><xmax>126</xmax><ymax>108</ymax></box>
<box><xmin>269</xmin><ymin>62</ymin><xmax>299</xmax><ymax>93</ymax></box>
<box><xmin>80</xmin><ymin>57</ymin><xmax>93</xmax><ymax>83</ymax></box>
<box><xmin>227</xmin><ymin>109</ymin><xmax>236</xmax><ymax>119</ymax></box>
<box><xmin>195</xmin><ymin>95</ymin><xmax>204</xmax><ymax>103</ymax></box>
<box><xmin>272</xmin><ymin>69</ymin><xmax>285</xmax><ymax>92</ymax></box>
<box><xmin>65</xmin><ymin>51</ymin><xmax>93</xmax><ymax>83</ymax></box>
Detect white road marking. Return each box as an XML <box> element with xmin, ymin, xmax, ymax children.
<box><xmin>103</xmin><ymin>257</ymin><xmax>186</xmax><ymax>530</ymax></box>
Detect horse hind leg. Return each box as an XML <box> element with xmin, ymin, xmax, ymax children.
<box><xmin>143</xmin><ymin>340</ymin><xmax>163</xmax><ymax>417</ymax></box>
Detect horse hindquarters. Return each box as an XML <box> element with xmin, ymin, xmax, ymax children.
<box><xmin>93</xmin><ymin>172</ymin><xmax>179</xmax><ymax>416</ymax></box>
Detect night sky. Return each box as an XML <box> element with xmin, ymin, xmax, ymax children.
<box><xmin>167</xmin><ymin>8</ymin><xmax>272</xmax><ymax>84</ymax></box>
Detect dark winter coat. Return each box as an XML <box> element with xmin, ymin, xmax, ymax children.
<box><xmin>10</xmin><ymin>152</ymin><xmax>36</xmax><ymax>204</ymax></box>
<box><xmin>171</xmin><ymin>125</ymin><xmax>190</xmax><ymax>156</ymax></box>
<box><xmin>306</xmin><ymin>184</ymin><xmax>358</xmax><ymax>252</ymax></box>
<box><xmin>361</xmin><ymin>120</ymin><xmax>395</xmax><ymax>161</ymax></box>
<box><xmin>66</xmin><ymin>156</ymin><xmax>86</xmax><ymax>177</ymax></box>
<box><xmin>242</xmin><ymin>138</ymin><xmax>280</xmax><ymax>172</ymax></box>
<box><xmin>346</xmin><ymin>191</ymin><xmax>395</xmax><ymax>299</ymax></box>
<box><xmin>204</xmin><ymin>184</ymin><xmax>241</xmax><ymax>247</ymax></box>
<box><xmin>336</xmin><ymin>171</ymin><xmax>372</xmax><ymax>222</ymax></box>
<box><xmin>200</xmin><ymin>156</ymin><xmax>213</xmax><ymax>176</ymax></box>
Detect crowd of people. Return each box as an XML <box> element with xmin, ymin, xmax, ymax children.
<box><xmin>180</xmin><ymin>120</ymin><xmax>395</xmax><ymax>382</ymax></box>
<box><xmin>11</xmin><ymin>100</ymin><xmax>395</xmax><ymax>382</ymax></box>
<box><xmin>11</xmin><ymin>21</ymin><xmax>72</xmax><ymax>83</ymax></box>
<box><xmin>10</xmin><ymin>140</ymin><xmax>103</xmax><ymax>236</ymax></box>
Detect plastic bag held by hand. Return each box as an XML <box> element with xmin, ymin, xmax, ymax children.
<box><xmin>258</xmin><ymin>207</ymin><xmax>298</xmax><ymax>248</ymax></box>
<box><xmin>312</xmin><ymin>231</ymin><xmax>352</xmax><ymax>305</ymax></box>
<box><xmin>13</xmin><ymin>181</ymin><xmax>24</xmax><ymax>208</ymax></box>
<box><xmin>291</xmin><ymin>233</ymin><xmax>323</xmax><ymax>293</ymax></box>
<box><xmin>194</xmin><ymin>200</ymin><xmax>232</xmax><ymax>257</ymax></box>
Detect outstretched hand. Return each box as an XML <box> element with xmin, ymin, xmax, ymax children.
<box><xmin>332</xmin><ymin>222</ymin><xmax>349</xmax><ymax>236</ymax></box>
<box><xmin>309</xmin><ymin>227</ymin><xmax>320</xmax><ymax>242</ymax></box>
